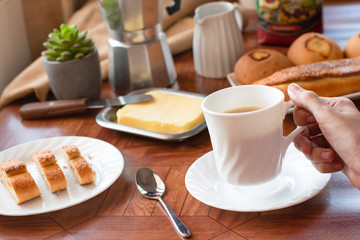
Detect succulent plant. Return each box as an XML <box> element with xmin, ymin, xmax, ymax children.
<box><xmin>42</xmin><ymin>24</ymin><xmax>94</xmax><ymax>62</ymax></box>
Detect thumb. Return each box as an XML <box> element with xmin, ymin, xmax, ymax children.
<box><xmin>287</xmin><ymin>83</ymin><xmax>333</xmax><ymax>117</ymax></box>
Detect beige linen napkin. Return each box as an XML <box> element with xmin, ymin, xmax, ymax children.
<box><xmin>0</xmin><ymin>0</ymin><xmax>214</xmax><ymax>108</ymax></box>
<box><xmin>166</xmin><ymin>17</ymin><xmax>195</xmax><ymax>55</ymax></box>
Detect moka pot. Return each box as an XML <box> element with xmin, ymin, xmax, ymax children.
<box><xmin>98</xmin><ymin>0</ymin><xmax>181</xmax><ymax>94</ymax></box>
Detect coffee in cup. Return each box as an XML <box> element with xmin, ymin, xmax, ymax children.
<box><xmin>224</xmin><ymin>106</ymin><xmax>263</xmax><ymax>113</ymax></box>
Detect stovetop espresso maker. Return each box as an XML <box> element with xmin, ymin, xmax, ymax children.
<box><xmin>98</xmin><ymin>0</ymin><xmax>181</xmax><ymax>94</ymax></box>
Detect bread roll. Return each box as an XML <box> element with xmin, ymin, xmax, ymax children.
<box><xmin>234</xmin><ymin>49</ymin><xmax>294</xmax><ymax>84</ymax></box>
<box><xmin>344</xmin><ymin>33</ymin><xmax>360</xmax><ymax>58</ymax></box>
<box><xmin>61</xmin><ymin>145</ymin><xmax>94</xmax><ymax>185</ymax></box>
<box><xmin>0</xmin><ymin>159</ymin><xmax>41</xmax><ymax>204</ymax></box>
<box><xmin>287</xmin><ymin>32</ymin><xmax>343</xmax><ymax>65</ymax></box>
<box><xmin>33</xmin><ymin>150</ymin><xmax>67</xmax><ymax>193</ymax></box>
<box><xmin>252</xmin><ymin>57</ymin><xmax>360</xmax><ymax>100</ymax></box>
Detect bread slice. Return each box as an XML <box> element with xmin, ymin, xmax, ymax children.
<box><xmin>0</xmin><ymin>159</ymin><xmax>41</xmax><ymax>204</ymax></box>
<box><xmin>68</xmin><ymin>156</ymin><xmax>94</xmax><ymax>185</ymax></box>
<box><xmin>61</xmin><ymin>145</ymin><xmax>94</xmax><ymax>185</ymax></box>
<box><xmin>61</xmin><ymin>145</ymin><xmax>81</xmax><ymax>160</ymax></box>
<box><xmin>33</xmin><ymin>150</ymin><xmax>67</xmax><ymax>192</ymax></box>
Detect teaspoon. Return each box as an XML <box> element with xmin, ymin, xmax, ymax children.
<box><xmin>135</xmin><ymin>167</ymin><xmax>191</xmax><ymax>238</ymax></box>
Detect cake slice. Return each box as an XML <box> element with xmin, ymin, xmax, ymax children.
<box><xmin>33</xmin><ymin>150</ymin><xmax>67</xmax><ymax>192</ymax></box>
<box><xmin>0</xmin><ymin>159</ymin><xmax>41</xmax><ymax>204</ymax></box>
<box><xmin>61</xmin><ymin>145</ymin><xmax>94</xmax><ymax>185</ymax></box>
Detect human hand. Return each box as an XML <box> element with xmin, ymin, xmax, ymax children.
<box><xmin>288</xmin><ymin>83</ymin><xmax>360</xmax><ymax>189</ymax></box>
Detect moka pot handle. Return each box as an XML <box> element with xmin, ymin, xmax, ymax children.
<box><xmin>165</xmin><ymin>0</ymin><xmax>181</xmax><ymax>15</ymax></box>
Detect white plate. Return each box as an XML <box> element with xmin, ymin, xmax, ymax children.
<box><xmin>0</xmin><ymin>136</ymin><xmax>124</xmax><ymax>216</ymax></box>
<box><xmin>185</xmin><ymin>143</ymin><xmax>331</xmax><ymax>212</ymax></box>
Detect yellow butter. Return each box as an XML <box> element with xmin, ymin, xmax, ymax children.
<box><xmin>116</xmin><ymin>91</ymin><xmax>204</xmax><ymax>134</ymax></box>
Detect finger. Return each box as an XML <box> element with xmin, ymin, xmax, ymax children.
<box><xmin>293</xmin><ymin>106</ymin><xmax>316</xmax><ymax>126</ymax></box>
<box><xmin>294</xmin><ymin>134</ymin><xmax>312</xmax><ymax>156</ymax></box>
<box><xmin>307</xmin><ymin>123</ymin><xmax>322</xmax><ymax>137</ymax></box>
<box><xmin>308</xmin><ymin>134</ymin><xmax>329</xmax><ymax>148</ymax></box>
<box><xmin>294</xmin><ymin>134</ymin><xmax>344</xmax><ymax>173</ymax></box>
<box><xmin>309</xmin><ymin>147</ymin><xmax>344</xmax><ymax>173</ymax></box>
<box><xmin>312</xmin><ymin>161</ymin><xmax>344</xmax><ymax>173</ymax></box>
<box><xmin>288</xmin><ymin>84</ymin><xmax>336</xmax><ymax>120</ymax></box>
<box><xmin>309</xmin><ymin>147</ymin><xmax>335</xmax><ymax>163</ymax></box>
<box><xmin>294</xmin><ymin>127</ymin><xmax>329</xmax><ymax>151</ymax></box>
<box><xmin>321</xmin><ymin>96</ymin><xmax>357</xmax><ymax>112</ymax></box>
<box><xmin>295</xmin><ymin>134</ymin><xmax>333</xmax><ymax>161</ymax></box>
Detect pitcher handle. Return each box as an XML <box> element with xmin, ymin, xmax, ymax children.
<box><xmin>233</xmin><ymin>4</ymin><xmax>244</xmax><ymax>31</ymax></box>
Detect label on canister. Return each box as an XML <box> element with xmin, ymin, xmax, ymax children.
<box><xmin>257</xmin><ymin>0</ymin><xmax>323</xmax><ymax>46</ymax></box>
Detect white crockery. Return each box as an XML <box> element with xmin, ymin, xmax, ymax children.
<box><xmin>193</xmin><ymin>1</ymin><xmax>244</xmax><ymax>78</ymax></box>
<box><xmin>202</xmin><ymin>85</ymin><xmax>305</xmax><ymax>185</ymax></box>
<box><xmin>0</xmin><ymin>136</ymin><xmax>124</xmax><ymax>216</ymax></box>
<box><xmin>185</xmin><ymin>144</ymin><xmax>331</xmax><ymax>212</ymax></box>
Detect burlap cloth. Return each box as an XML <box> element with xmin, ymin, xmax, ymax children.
<box><xmin>0</xmin><ymin>0</ymin><xmax>234</xmax><ymax>108</ymax></box>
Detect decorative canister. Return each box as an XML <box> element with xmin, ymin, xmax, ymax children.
<box><xmin>257</xmin><ymin>0</ymin><xmax>323</xmax><ymax>46</ymax></box>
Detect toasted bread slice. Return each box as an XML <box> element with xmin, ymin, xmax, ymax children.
<box><xmin>61</xmin><ymin>145</ymin><xmax>80</xmax><ymax>160</ymax></box>
<box><xmin>68</xmin><ymin>156</ymin><xmax>94</xmax><ymax>185</ymax></box>
<box><xmin>33</xmin><ymin>150</ymin><xmax>67</xmax><ymax>192</ymax></box>
<box><xmin>61</xmin><ymin>145</ymin><xmax>94</xmax><ymax>185</ymax></box>
<box><xmin>0</xmin><ymin>159</ymin><xmax>41</xmax><ymax>204</ymax></box>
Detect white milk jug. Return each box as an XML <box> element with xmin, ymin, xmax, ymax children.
<box><xmin>193</xmin><ymin>1</ymin><xmax>244</xmax><ymax>78</ymax></box>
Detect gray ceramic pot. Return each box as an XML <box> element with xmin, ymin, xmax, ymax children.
<box><xmin>44</xmin><ymin>47</ymin><xmax>102</xmax><ymax>100</ymax></box>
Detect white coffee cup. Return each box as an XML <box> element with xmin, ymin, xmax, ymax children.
<box><xmin>202</xmin><ymin>85</ymin><xmax>305</xmax><ymax>185</ymax></box>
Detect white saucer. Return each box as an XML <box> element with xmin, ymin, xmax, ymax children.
<box><xmin>185</xmin><ymin>143</ymin><xmax>331</xmax><ymax>212</ymax></box>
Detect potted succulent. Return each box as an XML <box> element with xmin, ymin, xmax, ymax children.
<box><xmin>42</xmin><ymin>24</ymin><xmax>102</xmax><ymax>100</ymax></box>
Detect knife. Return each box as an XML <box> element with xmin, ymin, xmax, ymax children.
<box><xmin>20</xmin><ymin>94</ymin><xmax>152</xmax><ymax>120</ymax></box>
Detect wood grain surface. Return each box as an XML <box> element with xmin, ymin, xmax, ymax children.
<box><xmin>1</xmin><ymin>1</ymin><xmax>360</xmax><ymax>239</ymax></box>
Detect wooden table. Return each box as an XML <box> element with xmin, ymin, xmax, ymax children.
<box><xmin>1</xmin><ymin>1</ymin><xmax>360</xmax><ymax>239</ymax></box>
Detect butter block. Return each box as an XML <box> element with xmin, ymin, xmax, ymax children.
<box><xmin>116</xmin><ymin>91</ymin><xmax>204</xmax><ymax>134</ymax></box>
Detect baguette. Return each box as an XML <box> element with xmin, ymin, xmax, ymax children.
<box><xmin>252</xmin><ymin>57</ymin><xmax>360</xmax><ymax>100</ymax></box>
<box><xmin>61</xmin><ymin>145</ymin><xmax>94</xmax><ymax>185</ymax></box>
<box><xmin>33</xmin><ymin>150</ymin><xmax>67</xmax><ymax>193</ymax></box>
<box><xmin>0</xmin><ymin>159</ymin><xmax>41</xmax><ymax>204</ymax></box>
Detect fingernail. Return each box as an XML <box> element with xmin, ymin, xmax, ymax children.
<box><xmin>321</xmin><ymin>151</ymin><xmax>332</xmax><ymax>161</ymax></box>
<box><xmin>288</xmin><ymin>83</ymin><xmax>302</xmax><ymax>92</ymax></box>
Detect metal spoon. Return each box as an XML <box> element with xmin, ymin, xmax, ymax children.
<box><xmin>135</xmin><ymin>167</ymin><xmax>192</xmax><ymax>238</ymax></box>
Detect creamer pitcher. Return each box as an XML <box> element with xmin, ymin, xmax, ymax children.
<box><xmin>193</xmin><ymin>1</ymin><xmax>244</xmax><ymax>78</ymax></box>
